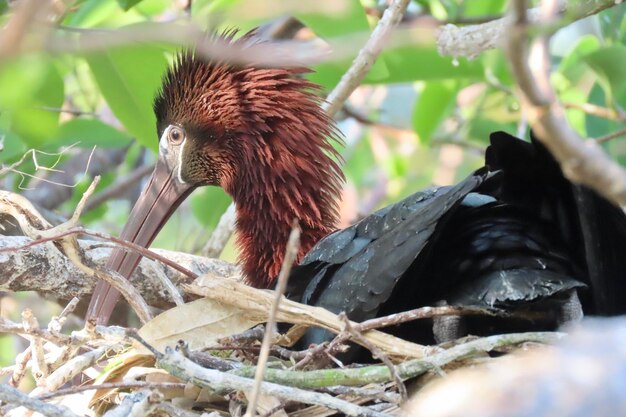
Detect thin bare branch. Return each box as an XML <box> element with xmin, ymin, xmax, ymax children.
<box><xmin>159</xmin><ymin>346</ymin><xmax>390</xmax><ymax>417</ymax></box>
<box><xmin>564</xmin><ymin>102</ymin><xmax>626</xmax><ymax>122</ymax></box>
<box><xmin>0</xmin><ymin>235</ymin><xmax>233</xmax><ymax>308</ymax></box>
<box><xmin>245</xmin><ymin>221</ymin><xmax>301</xmax><ymax>417</ymax></box>
<box><xmin>0</xmin><ymin>383</ymin><xmax>79</xmax><ymax>417</ymax></box>
<box><xmin>439</xmin><ymin>0</ymin><xmax>620</xmax><ymax>60</ymax></box>
<box><xmin>340</xmin><ymin>314</ymin><xmax>408</xmax><ymax>402</ymax></box>
<box><xmin>324</xmin><ymin>0</ymin><xmax>411</xmax><ymax>117</ymax></box>
<box><xmin>202</xmin><ymin>202</ymin><xmax>236</xmax><ymax>258</ymax></box>
<box><xmin>596</xmin><ymin>127</ymin><xmax>626</xmax><ymax>144</ymax></box>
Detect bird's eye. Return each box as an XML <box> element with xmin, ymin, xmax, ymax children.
<box><xmin>167</xmin><ymin>126</ymin><xmax>185</xmax><ymax>145</ymax></box>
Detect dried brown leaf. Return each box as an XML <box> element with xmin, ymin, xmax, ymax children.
<box><xmin>186</xmin><ymin>275</ymin><xmax>427</xmax><ymax>360</ymax></box>
<box><xmin>138</xmin><ymin>298</ymin><xmax>260</xmax><ymax>352</ymax></box>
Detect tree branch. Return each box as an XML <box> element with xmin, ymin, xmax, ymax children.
<box><xmin>438</xmin><ymin>0</ymin><xmax>620</xmax><ymax>60</ymax></box>
<box><xmin>506</xmin><ymin>0</ymin><xmax>626</xmax><ymax>208</ymax></box>
<box><xmin>0</xmin><ymin>236</ymin><xmax>239</xmax><ymax>309</ymax></box>
<box><xmin>323</xmin><ymin>0</ymin><xmax>411</xmax><ymax>118</ymax></box>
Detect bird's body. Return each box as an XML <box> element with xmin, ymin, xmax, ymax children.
<box><xmin>290</xmin><ymin>132</ymin><xmax>626</xmax><ymax>346</ymax></box>
<box><xmin>87</xmin><ymin>31</ymin><xmax>626</xmax><ymax>347</ymax></box>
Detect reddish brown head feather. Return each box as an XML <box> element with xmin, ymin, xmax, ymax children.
<box><xmin>154</xmin><ymin>31</ymin><xmax>344</xmax><ymax>287</ymax></box>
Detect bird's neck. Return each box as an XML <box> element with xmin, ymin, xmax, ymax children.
<box><xmin>225</xmin><ymin>135</ymin><xmax>342</xmax><ymax>288</ymax></box>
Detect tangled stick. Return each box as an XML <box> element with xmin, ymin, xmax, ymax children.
<box><xmin>0</xmin><ymin>176</ymin><xmax>152</xmax><ymax>323</ymax></box>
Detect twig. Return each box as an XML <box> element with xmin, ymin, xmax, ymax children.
<box><xmin>596</xmin><ymin>127</ymin><xmax>626</xmax><ymax>144</ymax></box>
<box><xmin>0</xmin><ymin>317</ymin><xmax>70</xmax><ymax>345</ymax></box>
<box><xmin>0</xmin><ymin>0</ymin><xmax>52</xmax><ymax>62</ymax></box>
<box><xmin>289</xmin><ymin>305</ymin><xmax>513</xmax><ymax>370</ymax></box>
<box><xmin>0</xmin><ymin>383</ymin><xmax>79</xmax><ymax>417</ymax></box>
<box><xmin>48</xmin><ymin>298</ymin><xmax>80</xmax><ymax>335</ymax></box>
<box><xmin>24</xmin><ymin>147</ymin><xmax>126</xmax><ymax>211</ymax></box>
<box><xmin>356</xmin><ymin>305</ymin><xmax>512</xmax><ymax>332</ymax></box>
<box><xmin>0</xmin><ymin>180</ymin><xmax>153</xmax><ymax>323</ymax></box>
<box><xmin>438</xmin><ymin>0</ymin><xmax>619</xmax><ymax>60</ymax></box>
<box><xmin>564</xmin><ymin>102</ymin><xmax>626</xmax><ymax>122</ymax></box>
<box><xmin>186</xmin><ymin>278</ymin><xmax>427</xmax><ymax>360</ymax></box>
<box><xmin>101</xmin><ymin>389</ymin><xmax>152</xmax><ymax>417</ymax></box>
<box><xmin>36</xmin><ymin>381</ymin><xmax>186</xmax><ymax>400</ymax></box>
<box><xmin>231</xmin><ymin>332</ymin><xmax>563</xmax><ymax>389</ymax></box>
<box><xmin>9</xmin><ymin>347</ymin><xmax>32</xmax><ymax>388</ymax></box>
<box><xmin>0</xmin><ymin>228</ymin><xmax>198</xmax><ymax>280</ymax></box>
<box><xmin>324</xmin><ymin>0</ymin><xmax>411</xmax><ymax>118</ymax></box>
<box><xmin>321</xmin><ymin>384</ymin><xmax>400</xmax><ymax>404</ymax></box>
<box><xmin>340</xmin><ymin>314</ymin><xmax>407</xmax><ymax>402</ymax></box>
<box><xmin>158</xmin><ymin>345</ymin><xmax>390</xmax><ymax>417</ymax></box>
<box><xmin>202</xmin><ymin>202</ymin><xmax>236</xmax><ymax>258</ymax></box>
<box><xmin>22</xmin><ymin>309</ymin><xmax>48</xmax><ymax>383</ymax></box>
<box><xmin>83</xmin><ymin>164</ymin><xmax>154</xmax><ymax>213</ymax></box>
<box><xmin>506</xmin><ymin>0</ymin><xmax>626</xmax><ymax>208</ymax></box>
<box><xmin>245</xmin><ymin>221</ymin><xmax>301</xmax><ymax>417</ymax></box>
<box><xmin>37</xmin><ymin>105</ymin><xmax>98</xmax><ymax>116</ymax></box>
<box><xmin>146</xmin><ymin>259</ymin><xmax>186</xmax><ymax>306</ymax></box>
<box><xmin>31</xmin><ymin>346</ymin><xmax>118</xmax><ymax>395</ymax></box>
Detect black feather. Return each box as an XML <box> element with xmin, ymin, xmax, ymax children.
<box><xmin>287</xmin><ymin>132</ymin><xmax>626</xmax><ymax>349</ymax></box>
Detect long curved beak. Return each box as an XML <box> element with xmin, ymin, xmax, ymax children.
<box><xmin>86</xmin><ymin>154</ymin><xmax>194</xmax><ymax>324</ymax></box>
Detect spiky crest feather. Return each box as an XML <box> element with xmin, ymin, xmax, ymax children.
<box><xmin>154</xmin><ymin>30</ymin><xmax>344</xmax><ymax>287</ymax></box>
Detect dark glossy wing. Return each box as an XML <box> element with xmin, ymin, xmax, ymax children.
<box><xmin>288</xmin><ymin>131</ymin><xmax>626</xmax><ymax>348</ymax></box>
<box><xmin>288</xmin><ymin>168</ymin><xmax>492</xmax><ymax>323</ymax></box>
<box><xmin>489</xmin><ymin>131</ymin><xmax>626</xmax><ymax>315</ymax></box>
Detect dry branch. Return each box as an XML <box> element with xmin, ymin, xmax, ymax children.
<box><xmin>229</xmin><ymin>332</ymin><xmax>563</xmax><ymax>389</ymax></box>
<box><xmin>157</xmin><ymin>346</ymin><xmax>391</xmax><ymax>417</ymax></box>
<box><xmin>438</xmin><ymin>0</ymin><xmax>619</xmax><ymax>60</ymax></box>
<box><xmin>0</xmin><ymin>235</ymin><xmax>239</xmax><ymax>308</ymax></box>
<box><xmin>186</xmin><ymin>277</ymin><xmax>427</xmax><ymax>360</ymax></box>
<box><xmin>0</xmin><ymin>383</ymin><xmax>79</xmax><ymax>417</ymax></box>
<box><xmin>323</xmin><ymin>0</ymin><xmax>411</xmax><ymax>118</ymax></box>
<box><xmin>245</xmin><ymin>222</ymin><xmax>300</xmax><ymax>417</ymax></box>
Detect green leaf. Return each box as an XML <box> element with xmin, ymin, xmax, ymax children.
<box><xmin>134</xmin><ymin>0</ymin><xmax>170</xmax><ymax>15</ymax></box>
<box><xmin>191</xmin><ymin>187</ymin><xmax>233</xmax><ymax>229</ymax></box>
<box><xmin>468</xmin><ymin>118</ymin><xmax>516</xmax><ymax>144</ymax></box>
<box><xmin>412</xmin><ymin>81</ymin><xmax>459</xmax><ymax>143</ymax></box>
<box><xmin>53</xmin><ymin>118</ymin><xmax>132</xmax><ymax>148</ymax></box>
<box><xmin>65</xmin><ymin>0</ymin><xmax>120</xmax><ymax>27</ymax></box>
<box><xmin>560</xmin><ymin>88</ymin><xmax>587</xmax><ymax>136</ymax></box>
<box><xmin>375</xmin><ymin>46</ymin><xmax>483</xmax><ymax>83</ymax></box>
<box><xmin>192</xmin><ymin>0</ymin><xmax>238</xmax><ymax>16</ymax></box>
<box><xmin>583</xmin><ymin>45</ymin><xmax>626</xmax><ymax>107</ymax></box>
<box><xmin>297</xmin><ymin>0</ymin><xmax>370</xmax><ymax>38</ymax></box>
<box><xmin>462</xmin><ymin>0</ymin><xmax>506</xmax><ymax>16</ymax></box>
<box><xmin>117</xmin><ymin>0</ymin><xmax>144</xmax><ymax>10</ymax></box>
<box><xmin>7</xmin><ymin>61</ymin><xmax>64</xmax><ymax>147</ymax></box>
<box><xmin>0</xmin><ymin>130</ymin><xmax>27</xmax><ymax>162</ymax></box>
<box><xmin>558</xmin><ymin>35</ymin><xmax>600</xmax><ymax>87</ymax></box>
<box><xmin>585</xmin><ymin>83</ymin><xmax>620</xmax><ymax>139</ymax></box>
<box><xmin>343</xmin><ymin>133</ymin><xmax>376</xmax><ymax>187</ymax></box>
<box><xmin>0</xmin><ymin>55</ymin><xmax>50</xmax><ymax>109</ymax></box>
<box><xmin>85</xmin><ymin>40</ymin><xmax>168</xmax><ymax>151</ymax></box>
<box><xmin>597</xmin><ymin>3</ymin><xmax>626</xmax><ymax>43</ymax></box>
<box><xmin>298</xmin><ymin>0</ymin><xmax>389</xmax><ymax>88</ymax></box>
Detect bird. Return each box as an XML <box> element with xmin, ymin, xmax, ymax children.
<box><xmin>86</xmin><ymin>31</ymin><xmax>626</xmax><ymax>347</ymax></box>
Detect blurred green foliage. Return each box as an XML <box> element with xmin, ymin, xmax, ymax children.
<box><xmin>0</xmin><ymin>0</ymin><xmax>625</xmax><ymax>366</ymax></box>
<box><xmin>0</xmin><ymin>0</ymin><xmax>623</xmax><ymax>243</ymax></box>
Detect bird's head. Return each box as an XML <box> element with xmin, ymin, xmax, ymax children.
<box><xmin>107</xmin><ymin>30</ymin><xmax>343</xmax><ymax>295</ymax></box>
